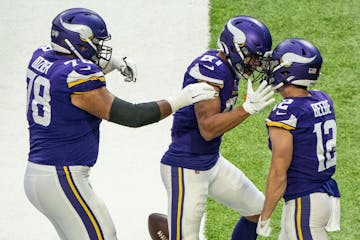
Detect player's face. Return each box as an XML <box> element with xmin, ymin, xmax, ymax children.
<box><xmin>244</xmin><ymin>55</ymin><xmax>261</xmax><ymax>75</ymax></box>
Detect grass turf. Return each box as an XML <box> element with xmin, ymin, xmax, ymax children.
<box><xmin>205</xmin><ymin>0</ymin><xmax>360</xmax><ymax>239</ymax></box>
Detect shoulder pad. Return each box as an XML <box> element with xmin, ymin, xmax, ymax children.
<box><xmin>189</xmin><ymin>62</ymin><xmax>225</xmax><ymax>87</ymax></box>
<box><xmin>64</xmin><ymin>59</ymin><xmax>105</xmax><ymax>88</ymax></box>
<box><xmin>266</xmin><ymin>99</ymin><xmax>298</xmax><ymax>130</ymax></box>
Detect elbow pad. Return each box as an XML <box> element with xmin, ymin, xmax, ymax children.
<box><xmin>109</xmin><ymin>97</ymin><xmax>160</xmax><ymax>127</ymax></box>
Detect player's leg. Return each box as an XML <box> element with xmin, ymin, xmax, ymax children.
<box><xmin>68</xmin><ymin>166</ymin><xmax>118</xmax><ymax>240</ymax></box>
<box><xmin>308</xmin><ymin>193</ymin><xmax>331</xmax><ymax>239</ymax></box>
<box><xmin>208</xmin><ymin>156</ymin><xmax>264</xmax><ymax>240</ymax></box>
<box><xmin>279</xmin><ymin>193</ymin><xmax>330</xmax><ymax>240</ymax></box>
<box><xmin>161</xmin><ymin>163</ymin><xmax>210</xmax><ymax>240</ymax></box>
<box><xmin>24</xmin><ymin>162</ymin><xmax>117</xmax><ymax>240</ymax></box>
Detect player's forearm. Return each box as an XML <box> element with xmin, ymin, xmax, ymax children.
<box><xmin>261</xmin><ymin>170</ymin><xmax>287</xmax><ymax>220</ymax></box>
<box><xmin>156</xmin><ymin>100</ymin><xmax>172</xmax><ymax>120</ymax></box>
<box><xmin>198</xmin><ymin>105</ymin><xmax>250</xmax><ymax>141</ymax></box>
<box><xmin>109</xmin><ymin>97</ymin><xmax>162</xmax><ymax>127</ymax></box>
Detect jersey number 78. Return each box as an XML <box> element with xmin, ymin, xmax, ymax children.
<box><xmin>26</xmin><ymin>69</ymin><xmax>51</xmax><ymax>127</ymax></box>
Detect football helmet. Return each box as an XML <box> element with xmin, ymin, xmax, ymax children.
<box><xmin>218</xmin><ymin>16</ymin><xmax>272</xmax><ymax>79</ymax></box>
<box><xmin>51</xmin><ymin>8</ymin><xmax>112</xmax><ymax>68</ymax></box>
<box><xmin>267</xmin><ymin>38</ymin><xmax>323</xmax><ymax>89</ymax></box>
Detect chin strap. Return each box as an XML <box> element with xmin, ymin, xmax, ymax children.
<box><xmin>64</xmin><ymin>39</ymin><xmax>86</xmax><ymax>61</ymax></box>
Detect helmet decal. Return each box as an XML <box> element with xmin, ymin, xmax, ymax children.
<box><xmin>226</xmin><ymin>20</ymin><xmax>246</xmax><ymax>45</ymax></box>
<box><xmin>282</xmin><ymin>53</ymin><xmax>316</xmax><ymax>65</ymax></box>
<box><xmin>60</xmin><ymin>17</ymin><xmax>94</xmax><ymax>40</ymax></box>
<box><xmin>273</xmin><ymin>53</ymin><xmax>316</xmax><ymax>72</ymax></box>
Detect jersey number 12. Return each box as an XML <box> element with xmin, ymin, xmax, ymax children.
<box><xmin>313</xmin><ymin>119</ymin><xmax>336</xmax><ymax>172</ymax></box>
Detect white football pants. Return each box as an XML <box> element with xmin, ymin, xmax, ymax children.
<box><xmin>161</xmin><ymin>155</ymin><xmax>264</xmax><ymax>240</ymax></box>
<box><xmin>24</xmin><ymin>162</ymin><xmax>117</xmax><ymax>240</ymax></box>
<box><xmin>279</xmin><ymin>193</ymin><xmax>340</xmax><ymax>240</ymax></box>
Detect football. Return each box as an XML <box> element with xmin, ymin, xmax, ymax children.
<box><xmin>148</xmin><ymin>213</ymin><xmax>169</xmax><ymax>240</ymax></box>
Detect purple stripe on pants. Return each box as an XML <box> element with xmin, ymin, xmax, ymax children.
<box><xmin>56</xmin><ymin>166</ymin><xmax>104</xmax><ymax>240</ymax></box>
<box><xmin>294</xmin><ymin>195</ymin><xmax>313</xmax><ymax>240</ymax></box>
<box><xmin>171</xmin><ymin>167</ymin><xmax>184</xmax><ymax>240</ymax></box>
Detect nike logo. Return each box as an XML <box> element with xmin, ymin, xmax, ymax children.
<box><xmin>191</xmin><ymin>92</ymin><xmax>219</xmax><ymax>99</ymax></box>
<box><xmin>192</xmin><ymin>94</ymin><xmax>201</xmax><ymax>99</ymax></box>
<box><xmin>80</xmin><ymin>66</ymin><xmax>91</xmax><ymax>71</ymax></box>
<box><xmin>276</xmin><ymin>110</ymin><xmax>287</xmax><ymax>115</ymax></box>
<box><xmin>203</xmin><ymin>64</ymin><xmax>215</xmax><ymax>71</ymax></box>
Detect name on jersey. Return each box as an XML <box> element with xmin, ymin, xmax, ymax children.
<box><xmin>311</xmin><ymin>100</ymin><xmax>332</xmax><ymax>117</ymax></box>
<box><xmin>31</xmin><ymin>56</ymin><xmax>53</xmax><ymax>74</ymax></box>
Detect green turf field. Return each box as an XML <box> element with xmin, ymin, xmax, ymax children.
<box><xmin>206</xmin><ymin>0</ymin><xmax>360</xmax><ymax>239</ymax></box>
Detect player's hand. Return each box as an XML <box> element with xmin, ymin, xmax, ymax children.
<box><xmin>242</xmin><ymin>79</ymin><xmax>275</xmax><ymax>114</ymax></box>
<box><xmin>256</xmin><ymin>216</ymin><xmax>272</xmax><ymax>237</ymax></box>
<box><xmin>102</xmin><ymin>56</ymin><xmax>137</xmax><ymax>82</ymax></box>
<box><xmin>166</xmin><ymin>82</ymin><xmax>218</xmax><ymax>112</ymax></box>
<box><xmin>118</xmin><ymin>57</ymin><xmax>137</xmax><ymax>82</ymax></box>
<box><xmin>184</xmin><ymin>82</ymin><xmax>218</xmax><ymax>104</ymax></box>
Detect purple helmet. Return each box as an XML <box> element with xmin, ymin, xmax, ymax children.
<box><xmin>51</xmin><ymin>8</ymin><xmax>112</xmax><ymax>68</ymax></box>
<box><xmin>267</xmin><ymin>38</ymin><xmax>323</xmax><ymax>89</ymax></box>
<box><xmin>218</xmin><ymin>16</ymin><xmax>272</xmax><ymax>76</ymax></box>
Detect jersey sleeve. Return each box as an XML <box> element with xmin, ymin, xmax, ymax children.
<box><xmin>265</xmin><ymin>99</ymin><xmax>299</xmax><ymax>131</ymax></box>
<box><xmin>188</xmin><ymin>57</ymin><xmax>226</xmax><ymax>88</ymax></box>
<box><xmin>66</xmin><ymin>60</ymin><xmax>106</xmax><ymax>93</ymax></box>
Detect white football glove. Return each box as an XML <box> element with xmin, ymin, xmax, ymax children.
<box><xmin>166</xmin><ymin>82</ymin><xmax>218</xmax><ymax>112</ymax></box>
<box><xmin>242</xmin><ymin>79</ymin><xmax>275</xmax><ymax>114</ymax></box>
<box><xmin>256</xmin><ymin>216</ymin><xmax>272</xmax><ymax>237</ymax></box>
<box><xmin>102</xmin><ymin>56</ymin><xmax>137</xmax><ymax>82</ymax></box>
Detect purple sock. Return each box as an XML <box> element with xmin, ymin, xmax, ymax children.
<box><xmin>231</xmin><ymin>217</ymin><xmax>258</xmax><ymax>240</ymax></box>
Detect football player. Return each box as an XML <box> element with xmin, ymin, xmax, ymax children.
<box><xmin>256</xmin><ymin>38</ymin><xmax>340</xmax><ymax>239</ymax></box>
<box><xmin>24</xmin><ymin>8</ymin><xmax>217</xmax><ymax>240</ymax></box>
<box><xmin>159</xmin><ymin>16</ymin><xmax>275</xmax><ymax>240</ymax></box>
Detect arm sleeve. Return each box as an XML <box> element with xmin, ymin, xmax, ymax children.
<box><xmin>109</xmin><ymin>97</ymin><xmax>161</xmax><ymax>128</ymax></box>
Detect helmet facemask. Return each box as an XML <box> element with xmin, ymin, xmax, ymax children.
<box><xmin>91</xmin><ymin>36</ymin><xmax>112</xmax><ymax>70</ymax></box>
<box><xmin>243</xmin><ymin>49</ymin><xmax>269</xmax><ymax>82</ymax></box>
<box><xmin>234</xmin><ymin>44</ymin><xmax>269</xmax><ymax>83</ymax></box>
<box><xmin>262</xmin><ymin>57</ymin><xmax>286</xmax><ymax>90</ymax></box>
<box><xmin>219</xmin><ymin>38</ymin><xmax>263</xmax><ymax>81</ymax></box>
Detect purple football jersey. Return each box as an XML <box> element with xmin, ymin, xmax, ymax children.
<box><xmin>266</xmin><ymin>90</ymin><xmax>340</xmax><ymax>201</ymax></box>
<box><xmin>26</xmin><ymin>45</ymin><xmax>106</xmax><ymax>166</ymax></box>
<box><xmin>161</xmin><ymin>50</ymin><xmax>239</xmax><ymax>170</ymax></box>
